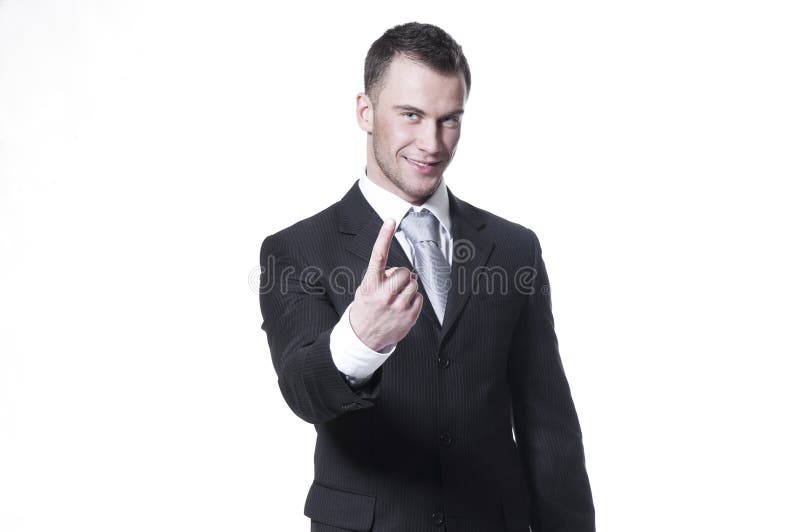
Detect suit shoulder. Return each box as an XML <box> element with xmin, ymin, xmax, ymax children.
<box><xmin>458</xmin><ymin>197</ymin><xmax>540</xmax><ymax>245</ymax></box>
<box><xmin>260</xmin><ymin>201</ymin><xmax>339</xmax><ymax>256</ymax></box>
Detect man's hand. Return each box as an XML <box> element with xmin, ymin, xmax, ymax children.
<box><xmin>350</xmin><ymin>218</ymin><xmax>424</xmax><ymax>352</ymax></box>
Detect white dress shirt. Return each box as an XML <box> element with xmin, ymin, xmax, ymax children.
<box><xmin>329</xmin><ymin>173</ymin><xmax>453</xmax><ymax>386</ymax></box>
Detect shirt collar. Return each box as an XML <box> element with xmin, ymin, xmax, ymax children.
<box><xmin>358</xmin><ymin>170</ymin><xmax>452</xmax><ymax>235</ymax></box>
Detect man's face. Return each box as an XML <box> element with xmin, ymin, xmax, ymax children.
<box><xmin>358</xmin><ymin>54</ymin><xmax>467</xmax><ymax>205</ymax></box>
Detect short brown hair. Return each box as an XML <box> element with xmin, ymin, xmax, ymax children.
<box><xmin>364</xmin><ymin>22</ymin><xmax>471</xmax><ymax>103</ymax></box>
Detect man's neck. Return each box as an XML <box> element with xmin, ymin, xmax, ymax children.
<box><xmin>363</xmin><ymin>167</ymin><xmax>434</xmax><ymax>207</ymax></box>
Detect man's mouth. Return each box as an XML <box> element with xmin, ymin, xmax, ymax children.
<box><xmin>404</xmin><ymin>157</ymin><xmax>441</xmax><ymax>169</ymax></box>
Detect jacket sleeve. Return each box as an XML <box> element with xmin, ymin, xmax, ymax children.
<box><xmin>258</xmin><ymin>232</ymin><xmax>382</xmax><ymax>425</ymax></box>
<box><xmin>507</xmin><ymin>229</ymin><xmax>595</xmax><ymax>531</ymax></box>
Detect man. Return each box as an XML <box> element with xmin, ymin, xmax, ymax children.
<box><xmin>258</xmin><ymin>22</ymin><xmax>594</xmax><ymax>532</ymax></box>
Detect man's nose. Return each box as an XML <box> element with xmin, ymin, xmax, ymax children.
<box><xmin>416</xmin><ymin>121</ymin><xmax>443</xmax><ymax>154</ymax></box>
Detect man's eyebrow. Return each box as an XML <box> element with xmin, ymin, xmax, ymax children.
<box><xmin>392</xmin><ymin>105</ymin><xmax>465</xmax><ymax>117</ymax></box>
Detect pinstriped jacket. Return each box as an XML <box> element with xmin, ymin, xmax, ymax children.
<box><xmin>258</xmin><ymin>180</ymin><xmax>594</xmax><ymax>532</ymax></box>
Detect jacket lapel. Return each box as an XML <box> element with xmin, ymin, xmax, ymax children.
<box><xmin>438</xmin><ymin>185</ymin><xmax>495</xmax><ymax>342</ymax></box>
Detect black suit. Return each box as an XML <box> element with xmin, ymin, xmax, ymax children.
<box><xmin>258</xmin><ymin>180</ymin><xmax>594</xmax><ymax>531</ymax></box>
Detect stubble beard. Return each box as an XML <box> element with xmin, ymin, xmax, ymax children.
<box><xmin>371</xmin><ymin>132</ymin><xmax>441</xmax><ymax>205</ymax></box>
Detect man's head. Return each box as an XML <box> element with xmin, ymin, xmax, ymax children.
<box><xmin>357</xmin><ymin>22</ymin><xmax>470</xmax><ymax>206</ymax></box>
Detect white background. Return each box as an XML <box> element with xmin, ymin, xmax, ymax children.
<box><xmin>2</xmin><ymin>1</ymin><xmax>799</xmax><ymax>530</ymax></box>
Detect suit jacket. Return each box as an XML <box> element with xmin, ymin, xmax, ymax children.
<box><xmin>258</xmin><ymin>180</ymin><xmax>594</xmax><ymax>532</ymax></box>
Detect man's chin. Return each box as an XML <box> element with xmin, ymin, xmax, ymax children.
<box><xmin>404</xmin><ymin>168</ymin><xmax>443</xmax><ymax>184</ymax></box>
<box><xmin>401</xmin><ymin>175</ymin><xmax>442</xmax><ymax>202</ymax></box>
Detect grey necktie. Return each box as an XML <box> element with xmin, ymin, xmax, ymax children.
<box><xmin>399</xmin><ymin>208</ymin><xmax>450</xmax><ymax>325</ymax></box>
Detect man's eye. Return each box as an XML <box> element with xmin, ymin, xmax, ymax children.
<box><xmin>443</xmin><ymin>116</ymin><xmax>460</xmax><ymax>126</ymax></box>
<box><xmin>402</xmin><ymin>112</ymin><xmax>419</xmax><ymax>120</ymax></box>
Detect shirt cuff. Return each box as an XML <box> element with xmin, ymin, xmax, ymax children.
<box><xmin>330</xmin><ymin>301</ymin><xmax>396</xmax><ymax>383</ymax></box>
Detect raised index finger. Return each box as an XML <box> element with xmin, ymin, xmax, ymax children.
<box><xmin>367</xmin><ymin>218</ymin><xmax>396</xmax><ymax>279</ymax></box>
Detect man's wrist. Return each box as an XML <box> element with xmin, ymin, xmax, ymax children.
<box><xmin>329</xmin><ymin>302</ymin><xmax>396</xmax><ymax>380</ymax></box>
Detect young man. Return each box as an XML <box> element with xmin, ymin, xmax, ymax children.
<box><xmin>259</xmin><ymin>22</ymin><xmax>595</xmax><ymax>532</ymax></box>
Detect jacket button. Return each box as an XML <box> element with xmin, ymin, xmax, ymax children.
<box><xmin>431</xmin><ymin>511</ymin><xmax>445</xmax><ymax>526</ymax></box>
<box><xmin>436</xmin><ymin>357</ymin><xmax>450</xmax><ymax>368</ymax></box>
<box><xmin>439</xmin><ymin>432</ymin><xmax>453</xmax><ymax>447</ymax></box>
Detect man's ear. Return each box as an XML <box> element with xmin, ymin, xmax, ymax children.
<box><xmin>356</xmin><ymin>92</ymin><xmax>373</xmax><ymax>134</ymax></box>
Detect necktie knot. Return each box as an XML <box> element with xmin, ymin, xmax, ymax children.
<box><xmin>399</xmin><ymin>208</ymin><xmax>440</xmax><ymax>245</ymax></box>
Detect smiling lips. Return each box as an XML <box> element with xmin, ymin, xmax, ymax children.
<box><xmin>404</xmin><ymin>156</ymin><xmax>441</xmax><ymax>173</ymax></box>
